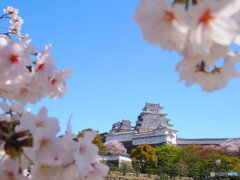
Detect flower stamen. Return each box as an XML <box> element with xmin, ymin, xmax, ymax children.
<box><xmin>163</xmin><ymin>11</ymin><xmax>175</xmax><ymax>22</ymax></box>
<box><xmin>9</xmin><ymin>54</ymin><xmax>19</xmax><ymax>63</ymax></box>
<box><xmin>199</xmin><ymin>9</ymin><xmax>215</xmax><ymax>25</ymax></box>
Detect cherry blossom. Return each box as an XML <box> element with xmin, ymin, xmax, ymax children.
<box><xmin>176</xmin><ymin>52</ymin><xmax>240</xmax><ymax>91</ymax></box>
<box><xmin>48</xmin><ymin>69</ymin><xmax>72</xmax><ymax>99</ymax></box>
<box><xmin>85</xmin><ymin>162</ymin><xmax>109</xmax><ymax>180</ymax></box>
<box><xmin>188</xmin><ymin>0</ymin><xmax>240</xmax><ymax>55</ymax></box>
<box><xmin>17</xmin><ymin>108</ymin><xmax>60</xmax><ymax>151</ymax></box>
<box><xmin>221</xmin><ymin>138</ymin><xmax>240</xmax><ymax>153</ymax></box>
<box><xmin>134</xmin><ymin>0</ymin><xmax>240</xmax><ymax>91</ymax></box>
<box><xmin>4</xmin><ymin>7</ymin><xmax>19</xmax><ymax>18</ymax></box>
<box><xmin>33</xmin><ymin>44</ymin><xmax>57</xmax><ymax>82</ymax></box>
<box><xmin>0</xmin><ymin>101</ymin><xmax>23</xmax><ymax>115</ymax></box>
<box><xmin>0</xmin><ymin>156</ymin><xmax>26</xmax><ymax>180</ymax></box>
<box><xmin>104</xmin><ymin>140</ymin><xmax>127</xmax><ymax>155</ymax></box>
<box><xmin>133</xmin><ymin>0</ymin><xmax>189</xmax><ymax>52</ymax></box>
<box><xmin>74</xmin><ymin>131</ymin><xmax>99</xmax><ymax>177</ymax></box>
<box><xmin>32</xmin><ymin>164</ymin><xmax>81</xmax><ymax>180</ymax></box>
<box><xmin>3</xmin><ymin>0</ymin><xmax>240</xmax><ymax>179</ymax></box>
<box><xmin>0</xmin><ymin>39</ymin><xmax>33</xmax><ymax>87</ymax></box>
<box><xmin>0</xmin><ymin>6</ymin><xmax>108</xmax><ymax>180</ymax></box>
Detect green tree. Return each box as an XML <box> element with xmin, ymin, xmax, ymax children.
<box><xmin>155</xmin><ymin>144</ymin><xmax>182</xmax><ymax>178</ymax></box>
<box><xmin>78</xmin><ymin>128</ymin><xmax>107</xmax><ymax>155</ymax></box>
<box><xmin>107</xmin><ymin>161</ymin><xmax>118</xmax><ymax>171</ymax></box>
<box><xmin>180</xmin><ymin>145</ymin><xmax>219</xmax><ymax>179</ymax></box>
<box><xmin>119</xmin><ymin>163</ymin><xmax>132</xmax><ymax>176</ymax></box>
<box><xmin>130</xmin><ymin>144</ymin><xmax>157</xmax><ymax>174</ymax></box>
<box><xmin>179</xmin><ymin>145</ymin><xmax>240</xmax><ymax>179</ymax></box>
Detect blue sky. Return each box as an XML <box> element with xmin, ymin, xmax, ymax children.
<box><xmin>3</xmin><ymin>0</ymin><xmax>240</xmax><ymax>138</ymax></box>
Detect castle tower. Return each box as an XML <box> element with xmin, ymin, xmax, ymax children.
<box><xmin>110</xmin><ymin>120</ymin><xmax>132</xmax><ymax>133</ymax></box>
<box><xmin>105</xmin><ymin>102</ymin><xmax>229</xmax><ymax>147</ymax></box>
<box><xmin>135</xmin><ymin>103</ymin><xmax>173</xmax><ymax>132</ymax></box>
<box><xmin>106</xmin><ymin>103</ymin><xmax>177</xmax><ymax>145</ymax></box>
<box><xmin>118</xmin><ymin>120</ymin><xmax>132</xmax><ymax>132</ymax></box>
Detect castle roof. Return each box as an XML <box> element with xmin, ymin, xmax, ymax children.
<box><xmin>142</xmin><ymin>103</ymin><xmax>163</xmax><ymax>111</ymax></box>
<box><xmin>177</xmin><ymin>138</ymin><xmax>228</xmax><ymax>141</ymax></box>
<box><xmin>121</xmin><ymin>120</ymin><xmax>131</xmax><ymax>124</ymax></box>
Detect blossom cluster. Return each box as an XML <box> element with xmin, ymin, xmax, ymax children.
<box><xmin>104</xmin><ymin>140</ymin><xmax>127</xmax><ymax>155</ymax></box>
<box><xmin>0</xmin><ymin>102</ymin><xmax>108</xmax><ymax>179</ymax></box>
<box><xmin>134</xmin><ymin>0</ymin><xmax>240</xmax><ymax>91</ymax></box>
<box><xmin>221</xmin><ymin>138</ymin><xmax>240</xmax><ymax>153</ymax></box>
<box><xmin>0</xmin><ymin>7</ymin><xmax>72</xmax><ymax>104</ymax></box>
<box><xmin>3</xmin><ymin>6</ymin><xmax>23</xmax><ymax>35</ymax></box>
<box><xmin>0</xmin><ymin>37</ymin><xmax>71</xmax><ymax>104</ymax></box>
<box><xmin>0</xmin><ymin>7</ymin><xmax>109</xmax><ymax>180</ymax></box>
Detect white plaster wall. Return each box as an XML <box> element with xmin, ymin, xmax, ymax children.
<box><xmin>119</xmin><ymin>156</ymin><xmax>132</xmax><ymax>161</ymax></box>
<box><xmin>105</xmin><ymin>133</ymin><xmax>133</xmax><ymax>142</ymax></box>
<box><xmin>101</xmin><ymin>155</ymin><xmax>131</xmax><ymax>161</ymax></box>
<box><xmin>133</xmin><ymin>136</ymin><xmax>167</xmax><ymax>145</ymax></box>
<box><xmin>166</xmin><ymin>134</ymin><xmax>177</xmax><ymax>144</ymax></box>
<box><xmin>155</xmin><ymin>129</ymin><xmax>168</xmax><ymax>136</ymax></box>
<box><xmin>177</xmin><ymin>139</ymin><xmax>226</xmax><ymax>145</ymax></box>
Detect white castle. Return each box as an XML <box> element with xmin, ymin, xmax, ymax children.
<box><xmin>105</xmin><ymin>103</ymin><xmax>227</xmax><ymax>146</ymax></box>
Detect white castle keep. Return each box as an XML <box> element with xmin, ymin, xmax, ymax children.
<box><xmin>105</xmin><ymin>103</ymin><xmax>227</xmax><ymax>146</ymax></box>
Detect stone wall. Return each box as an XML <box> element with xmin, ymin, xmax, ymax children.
<box><xmin>106</xmin><ymin>171</ymin><xmax>193</xmax><ymax>180</ymax></box>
